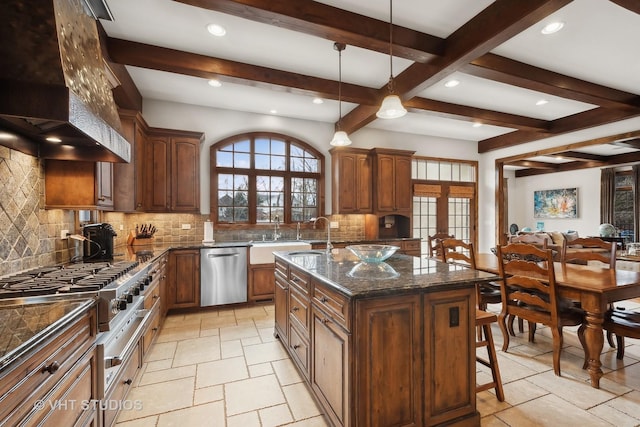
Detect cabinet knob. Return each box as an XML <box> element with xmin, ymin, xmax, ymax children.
<box><xmin>153</xmin><ymin>294</ymin><xmax>159</xmax><ymax>299</ymax></box>
<box><xmin>98</xmin><ymin>196</ymin><xmax>106</xmax><ymax>201</ymax></box>
<box><xmin>42</xmin><ymin>361</ymin><xmax>60</xmax><ymax>374</ymax></box>
<box><xmin>292</xmin><ymin>306</ymin><xmax>299</xmax><ymax>312</ymax></box>
<box><xmin>124</xmin><ymin>378</ymin><xmax>133</xmax><ymax>385</ymax></box>
<box><xmin>320</xmin><ymin>296</ymin><xmax>329</xmax><ymax>303</ymax></box>
<box><xmin>292</xmin><ymin>344</ymin><xmax>301</xmax><ymax>349</ymax></box>
<box><xmin>321</xmin><ymin>317</ymin><xmax>331</xmax><ymax>324</ymax></box>
<box><xmin>153</xmin><ymin>327</ymin><xmax>159</xmax><ymax>331</ymax></box>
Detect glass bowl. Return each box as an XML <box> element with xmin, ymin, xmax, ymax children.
<box><xmin>347</xmin><ymin>261</ymin><xmax>399</xmax><ymax>279</ymax></box>
<box><xmin>346</xmin><ymin>244</ymin><xmax>399</xmax><ymax>263</ymax></box>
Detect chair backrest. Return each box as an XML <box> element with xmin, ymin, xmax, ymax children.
<box><xmin>561</xmin><ymin>237</ymin><xmax>616</xmax><ymax>267</ymax></box>
<box><xmin>438</xmin><ymin>238</ymin><xmax>476</xmax><ymax>269</ymax></box>
<box><xmin>496</xmin><ymin>243</ymin><xmax>560</xmax><ymax>324</ymax></box>
<box><xmin>428</xmin><ymin>233</ymin><xmax>454</xmax><ymax>257</ymax></box>
<box><xmin>508</xmin><ymin>233</ymin><xmax>549</xmax><ymax>248</ymax></box>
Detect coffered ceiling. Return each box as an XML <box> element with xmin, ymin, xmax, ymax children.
<box><xmin>99</xmin><ymin>0</ymin><xmax>640</xmax><ymax>175</ymax></box>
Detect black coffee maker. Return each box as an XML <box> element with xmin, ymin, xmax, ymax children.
<box><xmin>83</xmin><ymin>223</ymin><xmax>117</xmax><ymax>260</ymax></box>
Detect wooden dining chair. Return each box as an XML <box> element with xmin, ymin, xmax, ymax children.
<box><xmin>603</xmin><ymin>308</ymin><xmax>640</xmax><ymax>360</ymax></box>
<box><xmin>438</xmin><ymin>238</ymin><xmax>504</xmax><ymax>400</ymax></box>
<box><xmin>428</xmin><ymin>232</ymin><xmax>454</xmax><ymax>257</ymax></box>
<box><xmin>496</xmin><ymin>243</ymin><xmax>587</xmax><ymax>376</ymax></box>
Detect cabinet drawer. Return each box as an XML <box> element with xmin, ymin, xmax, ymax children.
<box><xmin>142</xmin><ymin>301</ymin><xmax>162</xmax><ymax>356</ymax></box>
<box><xmin>103</xmin><ymin>343</ymin><xmax>140</xmax><ymax>427</ymax></box>
<box><xmin>289</xmin><ymin>266</ymin><xmax>311</xmax><ymax>294</ymax></box>
<box><xmin>288</xmin><ymin>323</ymin><xmax>310</xmax><ymax>378</ymax></box>
<box><xmin>402</xmin><ymin>240</ymin><xmax>421</xmax><ymax>252</ymax></box>
<box><xmin>289</xmin><ymin>286</ymin><xmax>310</xmax><ymax>336</ymax></box>
<box><xmin>312</xmin><ymin>281</ymin><xmax>350</xmax><ymax>331</ymax></box>
<box><xmin>144</xmin><ymin>280</ymin><xmax>161</xmax><ymax>310</ymax></box>
<box><xmin>275</xmin><ymin>258</ymin><xmax>288</xmax><ymax>277</ymax></box>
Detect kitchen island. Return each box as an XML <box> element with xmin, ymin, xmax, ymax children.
<box><xmin>273</xmin><ymin>249</ymin><xmax>499</xmax><ymax>427</ymax></box>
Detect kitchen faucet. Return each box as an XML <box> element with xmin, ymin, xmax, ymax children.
<box><xmin>273</xmin><ymin>215</ymin><xmax>281</xmax><ymax>241</ymax></box>
<box><xmin>296</xmin><ymin>222</ymin><xmax>302</xmax><ymax>240</ymax></box>
<box><xmin>312</xmin><ymin>217</ymin><xmax>333</xmax><ymax>255</ymax></box>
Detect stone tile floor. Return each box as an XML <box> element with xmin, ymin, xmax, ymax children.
<box><xmin>115</xmin><ymin>301</ymin><xmax>640</xmax><ymax>427</ymax></box>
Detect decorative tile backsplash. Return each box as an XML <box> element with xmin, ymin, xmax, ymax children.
<box><xmin>0</xmin><ymin>146</ymin><xmax>366</xmax><ymax>276</ymax></box>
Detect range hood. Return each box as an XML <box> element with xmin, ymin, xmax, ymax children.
<box><xmin>0</xmin><ymin>0</ymin><xmax>130</xmax><ymax>162</ymax></box>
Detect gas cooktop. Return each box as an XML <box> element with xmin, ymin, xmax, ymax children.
<box><xmin>0</xmin><ymin>261</ymin><xmax>139</xmax><ymax>299</ymax></box>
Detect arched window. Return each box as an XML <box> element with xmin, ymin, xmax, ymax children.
<box><xmin>210</xmin><ymin>132</ymin><xmax>324</xmax><ymax>224</ymax></box>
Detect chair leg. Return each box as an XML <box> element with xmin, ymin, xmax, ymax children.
<box><xmin>476</xmin><ymin>321</ymin><xmax>505</xmax><ymax>401</ymax></box>
<box><xmin>606</xmin><ymin>331</ymin><xmax>616</xmax><ymax>348</ymax></box>
<box><xmin>616</xmin><ymin>335</ymin><xmax>625</xmax><ymax>360</ymax></box>
<box><xmin>578</xmin><ymin>323</ymin><xmax>588</xmax><ymax>369</ymax></box>
<box><xmin>551</xmin><ymin>327</ymin><xmax>563</xmax><ymax>376</ymax></box>
<box><xmin>498</xmin><ymin>312</ymin><xmax>510</xmax><ymax>352</ymax></box>
<box><xmin>507</xmin><ymin>314</ymin><xmax>516</xmax><ymax>336</ymax></box>
<box><xmin>518</xmin><ymin>316</ymin><xmax>524</xmax><ymax>333</ymax></box>
<box><xmin>528</xmin><ymin>321</ymin><xmax>537</xmax><ymax>342</ymax></box>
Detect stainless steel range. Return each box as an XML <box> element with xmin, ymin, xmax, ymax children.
<box><xmin>0</xmin><ymin>258</ymin><xmax>158</xmax><ymax>402</ymax></box>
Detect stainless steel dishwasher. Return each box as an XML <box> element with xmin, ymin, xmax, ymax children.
<box><xmin>200</xmin><ymin>246</ymin><xmax>247</xmax><ymax>306</ymax></box>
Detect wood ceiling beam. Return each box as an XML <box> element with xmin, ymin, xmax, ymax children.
<box><xmin>173</xmin><ymin>0</ymin><xmax>444</xmax><ymax>62</ymax></box>
<box><xmin>611</xmin><ymin>138</ymin><xmax>640</xmax><ymax>149</ymax></box>
<box><xmin>404</xmin><ymin>98</ymin><xmax>548</xmax><ymax>132</ymax></box>
<box><xmin>514</xmin><ymin>151</ymin><xmax>640</xmax><ymax>177</ymax></box>
<box><xmin>479</xmin><ymin>107</ymin><xmax>640</xmax><ymax>152</ymax></box>
<box><xmin>553</xmin><ymin>151</ymin><xmax>607</xmax><ymax>161</ymax></box>
<box><xmin>340</xmin><ymin>0</ymin><xmax>572</xmax><ymax>134</ymax></box>
<box><xmin>509</xmin><ymin>160</ymin><xmax>558</xmax><ymax>169</ymax></box>
<box><xmin>463</xmin><ymin>53</ymin><xmax>640</xmax><ymax>110</ymax></box>
<box><xmin>106</xmin><ymin>38</ymin><xmax>380</xmax><ymax>104</ymax></box>
<box><xmin>609</xmin><ymin>0</ymin><xmax>640</xmax><ymax>14</ymax></box>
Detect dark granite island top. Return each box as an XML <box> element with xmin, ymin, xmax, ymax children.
<box><xmin>273</xmin><ymin>249</ymin><xmax>498</xmax><ymax>427</ymax></box>
<box><xmin>273</xmin><ymin>248</ymin><xmax>499</xmax><ymax>298</ymax></box>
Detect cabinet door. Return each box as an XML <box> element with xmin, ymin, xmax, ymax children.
<box><xmin>394</xmin><ymin>155</ymin><xmax>412</xmax><ymax>212</ymax></box>
<box><xmin>249</xmin><ymin>264</ymin><xmax>275</xmax><ymax>302</ymax></box>
<box><xmin>375</xmin><ymin>153</ymin><xmax>396</xmax><ymax>212</ymax></box>
<box><xmin>332</xmin><ymin>149</ymin><xmax>371</xmax><ymax>214</ymax></box>
<box><xmin>274</xmin><ymin>270</ymin><xmax>289</xmax><ymax>342</ymax></box>
<box><xmin>145</xmin><ymin>135</ymin><xmax>170</xmax><ymax>211</ymax></box>
<box><xmin>114</xmin><ymin>111</ymin><xmax>146</xmax><ymax>212</ymax></box>
<box><xmin>311</xmin><ymin>306</ymin><xmax>350</xmax><ymax>427</ymax></box>
<box><xmin>168</xmin><ymin>249</ymin><xmax>200</xmax><ymax>309</ymax></box>
<box><xmin>423</xmin><ymin>288</ymin><xmax>476</xmax><ymax>425</ymax></box>
<box><xmin>96</xmin><ymin>161</ymin><xmax>114</xmax><ymax>208</ymax></box>
<box><xmin>354</xmin><ymin>295</ymin><xmax>422</xmax><ymax>427</ymax></box>
<box><xmin>171</xmin><ymin>137</ymin><xmax>200</xmax><ymax>212</ymax></box>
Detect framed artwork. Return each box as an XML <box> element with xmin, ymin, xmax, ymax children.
<box><xmin>534</xmin><ymin>188</ymin><xmax>578</xmax><ymax>219</ymax></box>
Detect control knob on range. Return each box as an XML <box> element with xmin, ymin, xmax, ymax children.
<box><xmin>125</xmin><ymin>291</ymin><xmax>134</xmax><ymax>303</ymax></box>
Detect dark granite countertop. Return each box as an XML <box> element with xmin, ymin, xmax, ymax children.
<box><xmin>274</xmin><ymin>249</ymin><xmax>498</xmax><ymax>299</ymax></box>
<box><xmin>0</xmin><ymin>295</ymin><xmax>96</xmax><ymax>373</ymax></box>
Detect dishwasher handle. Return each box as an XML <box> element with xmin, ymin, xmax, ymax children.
<box><xmin>207</xmin><ymin>253</ymin><xmax>240</xmax><ymax>259</ymax></box>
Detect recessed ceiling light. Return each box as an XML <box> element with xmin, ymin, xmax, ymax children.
<box><xmin>536</xmin><ymin>99</ymin><xmax>549</xmax><ymax>106</ymax></box>
<box><xmin>208</xmin><ymin>79</ymin><xmax>222</xmax><ymax>87</ymax></box>
<box><xmin>444</xmin><ymin>79</ymin><xmax>460</xmax><ymax>88</ymax></box>
<box><xmin>270</xmin><ymin>109</ymin><xmax>278</xmax><ymax>114</ymax></box>
<box><xmin>312</xmin><ymin>97</ymin><xmax>323</xmax><ymax>104</ymax></box>
<box><xmin>46</xmin><ymin>136</ymin><xmax>62</xmax><ymax>143</ymax></box>
<box><xmin>0</xmin><ymin>132</ymin><xmax>15</xmax><ymax>140</ymax></box>
<box><xmin>472</xmin><ymin>122</ymin><xmax>482</xmax><ymax>128</ymax></box>
<box><xmin>206</xmin><ymin>23</ymin><xmax>226</xmax><ymax>37</ymax></box>
<box><xmin>541</xmin><ymin>21</ymin><xmax>564</xmax><ymax>35</ymax></box>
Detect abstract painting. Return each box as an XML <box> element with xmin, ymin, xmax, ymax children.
<box><xmin>533</xmin><ymin>188</ymin><xmax>578</xmax><ymax>219</ymax></box>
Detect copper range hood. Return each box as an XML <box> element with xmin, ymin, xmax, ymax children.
<box><xmin>0</xmin><ymin>0</ymin><xmax>130</xmax><ymax>162</ymax></box>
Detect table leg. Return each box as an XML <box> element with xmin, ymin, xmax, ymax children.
<box><xmin>583</xmin><ymin>310</ymin><xmax>605</xmax><ymax>388</ymax></box>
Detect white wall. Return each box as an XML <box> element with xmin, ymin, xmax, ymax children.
<box><xmin>510</xmin><ymin>168</ymin><xmax>600</xmax><ymax>236</ymax></box>
<box><xmin>142</xmin><ymin>99</ymin><xmax>480</xmax><ymax>215</ymax></box>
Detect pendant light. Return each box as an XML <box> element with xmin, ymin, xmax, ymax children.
<box><xmin>330</xmin><ymin>42</ymin><xmax>352</xmax><ymax>146</ymax></box>
<box><xmin>376</xmin><ymin>0</ymin><xmax>407</xmax><ymax>119</ymax></box>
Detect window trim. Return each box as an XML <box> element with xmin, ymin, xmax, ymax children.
<box><xmin>209</xmin><ymin>132</ymin><xmax>325</xmax><ymax>226</ymax></box>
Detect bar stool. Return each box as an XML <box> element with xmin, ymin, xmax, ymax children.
<box><xmin>476</xmin><ymin>309</ymin><xmax>505</xmax><ymax>401</ymax></box>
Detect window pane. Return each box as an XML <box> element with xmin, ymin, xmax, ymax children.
<box><xmin>234</xmin><ymin>140</ymin><xmax>250</xmax><ymax>152</ymax></box>
<box><xmin>255</xmin><ymin>137</ymin><xmax>270</xmax><ymax>154</ymax></box>
<box><xmin>271</xmin><ymin>155</ymin><xmax>286</xmax><ymax>170</ymax></box>
<box><xmin>290</xmin><ymin>144</ymin><xmax>304</xmax><ymax>157</ymax></box>
<box><xmin>234</xmin><ymin>152</ymin><xmax>250</xmax><ymax>168</ymax></box>
<box><xmin>216</xmin><ymin>151</ymin><xmax>233</xmax><ymax>167</ymax></box>
<box><xmin>255</xmin><ymin>154</ymin><xmax>270</xmax><ymax>169</ymax></box>
<box><xmin>218</xmin><ymin>174</ymin><xmax>234</xmax><ymax>189</ymax></box>
<box><xmin>271</xmin><ymin>140</ymin><xmax>286</xmax><ymax>155</ymax></box>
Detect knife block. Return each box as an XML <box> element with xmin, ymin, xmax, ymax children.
<box><xmin>130</xmin><ymin>237</ymin><xmax>155</xmax><ymax>246</ymax></box>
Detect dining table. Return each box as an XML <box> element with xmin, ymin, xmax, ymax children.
<box><xmin>475</xmin><ymin>252</ymin><xmax>640</xmax><ymax>389</ymax></box>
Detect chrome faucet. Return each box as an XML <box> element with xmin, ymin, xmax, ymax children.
<box><xmin>273</xmin><ymin>215</ymin><xmax>281</xmax><ymax>241</ymax></box>
<box><xmin>312</xmin><ymin>217</ymin><xmax>333</xmax><ymax>255</ymax></box>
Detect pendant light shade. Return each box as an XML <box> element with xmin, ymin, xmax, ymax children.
<box><xmin>376</xmin><ymin>0</ymin><xmax>406</xmax><ymax>119</ymax></box>
<box><xmin>330</xmin><ymin>42</ymin><xmax>352</xmax><ymax>146</ymax></box>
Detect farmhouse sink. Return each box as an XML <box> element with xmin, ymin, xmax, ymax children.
<box><xmin>249</xmin><ymin>241</ymin><xmax>312</xmax><ymax>264</ymax></box>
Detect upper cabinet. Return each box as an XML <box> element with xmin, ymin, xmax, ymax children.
<box><xmin>45</xmin><ymin>160</ymin><xmax>114</xmax><ymax>210</ymax></box>
<box><xmin>144</xmin><ymin>128</ymin><xmax>203</xmax><ymax>213</ymax></box>
<box><xmin>371</xmin><ymin>148</ymin><xmax>414</xmax><ymax>215</ymax></box>
<box><xmin>330</xmin><ymin>147</ymin><xmax>372</xmax><ymax>214</ymax></box>
<box><xmin>114</xmin><ymin>110</ymin><xmax>147</xmax><ymax>212</ymax></box>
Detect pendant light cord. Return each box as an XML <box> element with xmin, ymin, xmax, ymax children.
<box><xmin>335</xmin><ymin>42</ymin><xmax>346</xmax><ymax>131</ymax></box>
<box><xmin>388</xmin><ymin>0</ymin><xmax>395</xmax><ymax>93</ymax></box>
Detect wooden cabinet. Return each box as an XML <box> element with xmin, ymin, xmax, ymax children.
<box><xmin>168</xmin><ymin>249</ymin><xmax>201</xmax><ymax>309</ymax></box>
<box><xmin>371</xmin><ymin>148</ymin><xmax>414</xmax><ymax>215</ymax></box>
<box><xmin>248</xmin><ymin>264</ymin><xmax>276</xmax><ymax>302</ymax></box>
<box><xmin>386</xmin><ymin>239</ymin><xmax>422</xmax><ymax>257</ymax></box>
<box><xmin>0</xmin><ymin>304</ymin><xmax>98</xmax><ymax>426</ymax></box>
<box><xmin>330</xmin><ymin>147</ymin><xmax>372</xmax><ymax>214</ymax></box>
<box><xmin>275</xmin><ymin>255</ymin><xmax>479</xmax><ymax>427</ymax></box>
<box><xmin>114</xmin><ymin>109</ymin><xmax>147</xmax><ymax>212</ymax></box>
<box><xmin>45</xmin><ymin>160</ymin><xmax>113</xmax><ymax>209</ymax></box>
<box><xmin>145</xmin><ymin>128</ymin><xmax>203</xmax><ymax>212</ymax></box>
<box><xmin>274</xmin><ymin>259</ymin><xmax>289</xmax><ymax>343</ymax></box>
